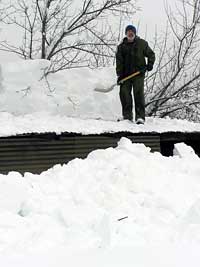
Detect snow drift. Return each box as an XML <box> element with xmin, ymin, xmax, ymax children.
<box><xmin>1</xmin><ymin>60</ymin><xmax>200</xmax><ymax>266</ymax></box>
<box><xmin>0</xmin><ymin>59</ymin><xmax>120</xmax><ymax>119</ymax></box>
<box><xmin>0</xmin><ymin>138</ymin><xmax>200</xmax><ymax>258</ymax></box>
<box><xmin>1</xmin><ymin>59</ymin><xmax>200</xmax><ymax>136</ymax></box>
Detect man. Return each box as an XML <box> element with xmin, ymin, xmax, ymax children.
<box><xmin>116</xmin><ymin>25</ymin><xmax>155</xmax><ymax>124</ymax></box>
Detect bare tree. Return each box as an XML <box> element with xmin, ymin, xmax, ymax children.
<box><xmin>0</xmin><ymin>0</ymin><xmax>138</xmax><ymax>72</ymax></box>
<box><xmin>145</xmin><ymin>0</ymin><xmax>200</xmax><ymax>121</ymax></box>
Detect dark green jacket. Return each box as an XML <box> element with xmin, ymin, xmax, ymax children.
<box><xmin>116</xmin><ymin>36</ymin><xmax>155</xmax><ymax>77</ymax></box>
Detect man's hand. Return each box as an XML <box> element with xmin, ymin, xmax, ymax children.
<box><xmin>147</xmin><ymin>63</ymin><xmax>153</xmax><ymax>71</ymax></box>
<box><xmin>140</xmin><ymin>67</ymin><xmax>147</xmax><ymax>74</ymax></box>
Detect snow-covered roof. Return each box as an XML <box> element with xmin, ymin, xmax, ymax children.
<box><xmin>0</xmin><ymin>112</ymin><xmax>200</xmax><ymax>137</ymax></box>
<box><xmin>1</xmin><ymin>59</ymin><xmax>200</xmax><ymax>137</ymax></box>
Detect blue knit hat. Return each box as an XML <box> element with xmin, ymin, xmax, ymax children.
<box><xmin>125</xmin><ymin>25</ymin><xmax>136</xmax><ymax>35</ymax></box>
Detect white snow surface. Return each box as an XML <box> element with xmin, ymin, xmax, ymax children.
<box><xmin>0</xmin><ymin>59</ymin><xmax>200</xmax><ymax>136</ymax></box>
<box><xmin>1</xmin><ymin>60</ymin><xmax>200</xmax><ymax>266</ymax></box>
<box><xmin>1</xmin><ymin>111</ymin><xmax>200</xmax><ymax>136</ymax></box>
<box><xmin>0</xmin><ymin>138</ymin><xmax>200</xmax><ymax>266</ymax></box>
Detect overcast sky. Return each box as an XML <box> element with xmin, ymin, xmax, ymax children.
<box><xmin>129</xmin><ymin>0</ymin><xmax>173</xmax><ymax>39</ymax></box>
<box><xmin>0</xmin><ymin>0</ymin><xmax>173</xmax><ymax>62</ymax></box>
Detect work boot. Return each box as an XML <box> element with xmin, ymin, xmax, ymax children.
<box><xmin>117</xmin><ymin>117</ymin><xmax>133</xmax><ymax>122</ymax></box>
<box><xmin>124</xmin><ymin>116</ymin><xmax>133</xmax><ymax>122</ymax></box>
<box><xmin>136</xmin><ymin>118</ymin><xmax>145</xmax><ymax>125</ymax></box>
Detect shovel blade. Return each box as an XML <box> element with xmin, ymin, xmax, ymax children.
<box><xmin>94</xmin><ymin>83</ymin><xmax>116</xmax><ymax>93</ymax></box>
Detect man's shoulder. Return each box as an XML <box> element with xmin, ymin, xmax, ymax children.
<box><xmin>116</xmin><ymin>38</ymin><xmax>127</xmax><ymax>53</ymax></box>
<box><xmin>117</xmin><ymin>36</ymin><xmax>148</xmax><ymax>46</ymax></box>
<box><xmin>117</xmin><ymin>38</ymin><xmax>127</xmax><ymax>47</ymax></box>
<box><xmin>117</xmin><ymin>36</ymin><xmax>148</xmax><ymax>49</ymax></box>
<box><xmin>136</xmin><ymin>37</ymin><xmax>148</xmax><ymax>45</ymax></box>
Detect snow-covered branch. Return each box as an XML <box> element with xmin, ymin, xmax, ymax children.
<box><xmin>145</xmin><ymin>0</ymin><xmax>200</xmax><ymax>122</ymax></box>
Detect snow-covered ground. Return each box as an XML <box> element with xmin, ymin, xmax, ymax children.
<box><xmin>0</xmin><ymin>138</ymin><xmax>200</xmax><ymax>266</ymax></box>
<box><xmin>0</xmin><ymin>59</ymin><xmax>200</xmax><ymax>136</ymax></box>
<box><xmin>1</xmin><ymin>59</ymin><xmax>200</xmax><ymax>266</ymax></box>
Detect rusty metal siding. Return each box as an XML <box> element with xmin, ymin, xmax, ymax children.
<box><xmin>0</xmin><ymin>133</ymin><xmax>161</xmax><ymax>174</ymax></box>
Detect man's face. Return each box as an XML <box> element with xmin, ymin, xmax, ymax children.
<box><xmin>126</xmin><ymin>30</ymin><xmax>135</xmax><ymax>41</ymax></box>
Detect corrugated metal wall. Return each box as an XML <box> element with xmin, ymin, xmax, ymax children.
<box><xmin>0</xmin><ymin>132</ymin><xmax>160</xmax><ymax>174</ymax></box>
<box><xmin>160</xmin><ymin>132</ymin><xmax>200</xmax><ymax>157</ymax></box>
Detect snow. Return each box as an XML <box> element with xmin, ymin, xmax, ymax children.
<box><xmin>0</xmin><ymin>59</ymin><xmax>200</xmax><ymax>136</ymax></box>
<box><xmin>1</xmin><ymin>59</ymin><xmax>200</xmax><ymax>266</ymax></box>
<box><xmin>1</xmin><ymin>246</ymin><xmax>200</xmax><ymax>267</ymax></box>
<box><xmin>174</xmin><ymin>143</ymin><xmax>199</xmax><ymax>159</ymax></box>
<box><xmin>0</xmin><ymin>138</ymin><xmax>200</xmax><ymax>265</ymax></box>
<box><xmin>0</xmin><ymin>59</ymin><xmax>118</xmax><ymax>119</ymax></box>
<box><xmin>1</xmin><ymin>111</ymin><xmax>200</xmax><ymax>136</ymax></box>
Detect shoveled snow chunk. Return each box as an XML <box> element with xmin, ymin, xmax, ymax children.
<box><xmin>173</xmin><ymin>143</ymin><xmax>198</xmax><ymax>158</ymax></box>
<box><xmin>117</xmin><ymin>137</ymin><xmax>151</xmax><ymax>154</ymax></box>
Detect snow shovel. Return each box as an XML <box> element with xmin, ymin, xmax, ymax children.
<box><xmin>94</xmin><ymin>69</ymin><xmax>144</xmax><ymax>93</ymax></box>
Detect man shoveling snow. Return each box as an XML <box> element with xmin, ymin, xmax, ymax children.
<box><xmin>116</xmin><ymin>25</ymin><xmax>155</xmax><ymax>124</ymax></box>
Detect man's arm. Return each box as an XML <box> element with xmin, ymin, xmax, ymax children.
<box><xmin>116</xmin><ymin>45</ymin><xmax>124</xmax><ymax>77</ymax></box>
<box><xmin>144</xmin><ymin>42</ymin><xmax>155</xmax><ymax>71</ymax></box>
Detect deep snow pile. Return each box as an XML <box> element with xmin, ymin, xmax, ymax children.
<box><xmin>1</xmin><ymin>59</ymin><xmax>200</xmax><ymax>266</ymax></box>
<box><xmin>0</xmin><ymin>138</ymin><xmax>200</xmax><ymax>259</ymax></box>
<box><xmin>0</xmin><ymin>59</ymin><xmax>200</xmax><ymax>136</ymax></box>
<box><xmin>0</xmin><ymin>59</ymin><xmax>120</xmax><ymax>119</ymax></box>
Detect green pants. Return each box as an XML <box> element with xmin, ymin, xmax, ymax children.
<box><xmin>119</xmin><ymin>76</ymin><xmax>145</xmax><ymax>121</ymax></box>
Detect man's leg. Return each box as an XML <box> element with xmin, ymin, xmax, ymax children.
<box><xmin>132</xmin><ymin>76</ymin><xmax>145</xmax><ymax>121</ymax></box>
<box><xmin>119</xmin><ymin>80</ymin><xmax>133</xmax><ymax>120</ymax></box>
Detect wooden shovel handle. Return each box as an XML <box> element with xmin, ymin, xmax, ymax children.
<box><xmin>120</xmin><ymin>71</ymin><xmax>141</xmax><ymax>84</ymax></box>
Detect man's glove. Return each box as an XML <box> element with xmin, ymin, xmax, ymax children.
<box><xmin>140</xmin><ymin>67</ymin><xmax>147</xmax><ymax>75</ymax></box>
<box><xmin>117</xmin><ymin>76</ymin><xmax>123</xmax><ymax>85</ymax></box>
<box><xmin>147</xmin><ymin>63</ymin><xmax>153</xmax><ymax>72</ymax></box>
